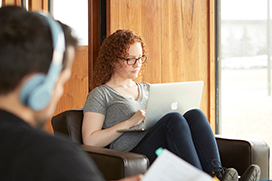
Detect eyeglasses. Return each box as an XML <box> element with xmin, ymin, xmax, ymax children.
<box><xmin>118</xmin><ymin>55</ymin><xmax>147</xmax><ymax>65</ymax></box>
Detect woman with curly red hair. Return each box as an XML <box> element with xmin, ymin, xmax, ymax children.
<box><xmin>82</xmin><ymin>29</ymin><xmax>260</xmax><ymax>181</ymax></box>
<box><xmin>92</xmin><ymin>29</ymin><xmax>147</xmax><ymax>88</ymax></box>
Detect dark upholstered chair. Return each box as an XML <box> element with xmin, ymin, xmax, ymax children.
<box><xmin>51</xmin><ymin>109</ymin><xmax>270</xmax><ymax>180</ymax></box>
<box><xmin>51</xmin><ymin>109</ymin><xmax>149</xmax><ymax>180</ymax></box>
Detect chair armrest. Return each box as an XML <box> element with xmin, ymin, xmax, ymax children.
<box><xmin>215</xmin><ymin>134</ymin><xmax>270</xmax><ymax>180</ymax></box>
<box><xmin>81</xmin><ymin>145</ymin><xmax>149</xmax><ymax>180</ymax></box>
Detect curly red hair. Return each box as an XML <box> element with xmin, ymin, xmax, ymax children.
<box><xmin>93</xmin><ymin>29</ymin><xmax>147</xmax><ymax>88</ymax></box>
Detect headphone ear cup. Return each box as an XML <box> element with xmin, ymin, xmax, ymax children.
<box><xmin>20</xmin><ymin>74</ymin><xmax>49</xmax><ymax>110</ymax></box>
<box><xmin>28</xmin><ymin>81</ymin><xmax>53</xmax><ymax>111</ymax></box>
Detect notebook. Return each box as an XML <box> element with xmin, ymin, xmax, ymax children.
<box><xmin>142</xmin><ymin>148</ymin><xmax>216</xmax><ymax>181</ymax></box>
<box><xmin>117</xmin><ymin>81</ymin><xmax>204</xmax><ymax>132</ymax></box>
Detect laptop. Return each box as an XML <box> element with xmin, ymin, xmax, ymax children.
<box><xmin>117</xmin><ymin>81</ymin><xmax>204</xmax><ymax>132</ymax></box>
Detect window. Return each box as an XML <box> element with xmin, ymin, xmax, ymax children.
<box><xmin>216</xmin><ymin>0</ymin><xmax>272</xmax><ymax>178</ymax></box>
<box><xmin>52</xmin><ymin>0</ymin><xmax>88</xmax><ymax>46</ymax></box>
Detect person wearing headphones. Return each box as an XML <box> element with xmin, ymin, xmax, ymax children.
<box><xmin>0</xmin><ymin>5</ymin><xmax>142</xmax><ymax>181</ymax></box>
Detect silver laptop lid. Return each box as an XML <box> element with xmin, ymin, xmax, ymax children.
<box><xmin>143</xmin><ymin>81</ymin><xmax>204</xmax><ymax>130</ymax></box>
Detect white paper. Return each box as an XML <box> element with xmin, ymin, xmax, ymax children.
<box><xmin>142</xmin><ymin>149</ymin><xmax>214</xmax><ymax>181</ymax></box>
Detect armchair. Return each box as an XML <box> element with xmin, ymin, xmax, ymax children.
<box><xmin>51</xmin><ymin>109</ymin><xmax>148</xmax><ymax>180</ymax></box>
<box><xmin>51</xmin><ymin>109</ymin><xmax>270</xmax><ymax>180</ymax></box>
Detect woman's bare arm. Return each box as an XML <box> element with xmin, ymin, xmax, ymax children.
<box><xmin>82</xmin><ymin>110</ymin><xmax>145</xmax><ymax>147</ymax></box>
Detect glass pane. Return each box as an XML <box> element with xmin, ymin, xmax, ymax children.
<box><xmin>52</xmin><ymin>0</ymin><xmax>88</xmax><ymax>46</ymax></box>
<box><xmin>218</xmin><ymin>0</ymin><xmax>272</xmax><ymax>178</ymax></box>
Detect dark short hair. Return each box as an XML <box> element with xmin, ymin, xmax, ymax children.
<box><xmin>0</xmin><ymin>6</ymin><xmax>78</xmax><ymax>95</ymax></box>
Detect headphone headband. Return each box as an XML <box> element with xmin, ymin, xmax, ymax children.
<box><xmin>38</xmin><ymin>12</ymin><xmax>65</xmax><ymax>65</ymax></box>
<box><xmin>19</xmin><ymin>12</ymin><xmax>66</xmax><ymax>111</ymax></box>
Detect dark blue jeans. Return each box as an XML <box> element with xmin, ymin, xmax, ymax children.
<box><xmin>130</xmin><ymin>109</ymin><xmax>221</xmax><ymax>174</ymax></box>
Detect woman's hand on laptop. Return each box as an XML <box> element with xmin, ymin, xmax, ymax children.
<box><xmin>129</xmin><ymin>110</ymin><xmax>146</xmax><ymax>127</ymax></box>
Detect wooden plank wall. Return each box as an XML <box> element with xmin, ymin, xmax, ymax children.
<box><xmin>1</xmin><ymin>0</ymin><xmax>21</xmax><ymax>6</ymax></box>
<box><xmin>2</xmin><ymin>0</ymin><xmax>48</xmax><ymax>10</ymax></box>
<box><xmin>107</xmin><ymin>0</ymin><xmax>215</xmax><ymax>130</ymax></box>
<box><xmin>29</xmin><ymin>0</ymin><xmax>48</xmax><ymax>11</ymax></box>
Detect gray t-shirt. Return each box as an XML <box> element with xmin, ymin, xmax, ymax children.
<box><xmin>83</xmin><ymin>82</ymin><xmax>150</xmax><ymax>152</ymax></box>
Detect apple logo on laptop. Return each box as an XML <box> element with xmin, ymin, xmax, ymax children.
<box><xmin>171</xmin><ymin>100</ymin><xmax>178</xmax><ymax>110</ymax></box>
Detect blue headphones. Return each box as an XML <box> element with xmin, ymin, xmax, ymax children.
<box><xmin>19</xmin><ymin>12</ymin><xmax>65</xmax><ymax>111</ymax></box>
